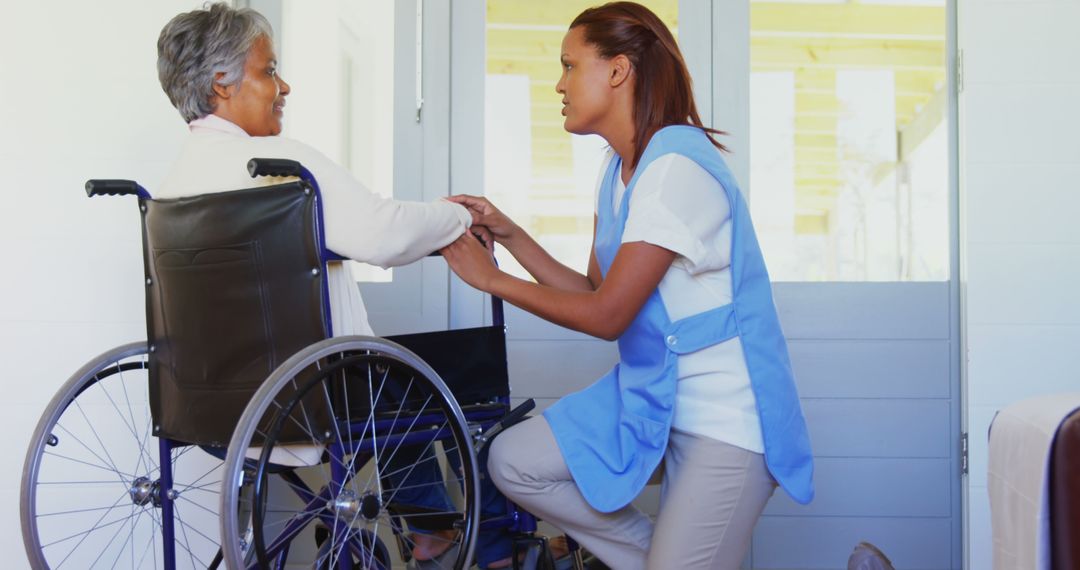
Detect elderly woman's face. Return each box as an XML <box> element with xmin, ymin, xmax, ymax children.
<box><xmin>214</xmin><ymin>35</ymin><xmax>289</xmax><ymax>136</ymax></box>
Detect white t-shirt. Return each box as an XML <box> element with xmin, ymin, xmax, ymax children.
<box><xmin>157</xmin><ymin>114</ymin><xmax>472</xmax><ymax>337</ymax></box>
<box><xmin>596</xmin><ymin>150</ymin><xmax>764</xmax><ymax>453</ymax></box>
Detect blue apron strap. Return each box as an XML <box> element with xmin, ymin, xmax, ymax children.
<box><xmin>664</xmin><ymin>303</ymin><xmax>738</xmax><ymax>355</ymax></box>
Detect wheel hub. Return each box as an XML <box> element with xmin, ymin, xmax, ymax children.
<box><xmin>360</xmin><ymin>492</ymin><xmax>381</xmax><ymax>521</ymax></box>
<box><xmin>330</xmin><ymin>490</ymin><xmax>381</xmax><ymax>522</ymax></box>
<box><xmin>129</xmin><ymin>477</ymin><xmax>156</xmax><ymax>507</ymax></box>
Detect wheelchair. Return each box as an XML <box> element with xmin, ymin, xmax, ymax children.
<box><xmin>21</xmin><ymin>159</ymin><xmax>583</xmax><ymax>570</ymax></box>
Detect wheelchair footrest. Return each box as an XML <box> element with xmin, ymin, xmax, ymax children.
<box><xmin>386</xmin><ymin>503</ymin><xmax>464</xmax><ymax>532</ymax></box>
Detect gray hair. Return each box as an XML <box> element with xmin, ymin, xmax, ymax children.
<box><xmin>157</xmin><ymin>3</ymin><xmax>272</xmax><ymax>122</ymax></box>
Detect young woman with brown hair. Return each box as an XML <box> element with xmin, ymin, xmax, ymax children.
<box><xmin>442</xmin><ymin>3</ymin><xmax>814</xmax><ymax>568</ymax></box>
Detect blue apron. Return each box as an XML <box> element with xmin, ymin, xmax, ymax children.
<box><xmin>543</xmin><ymin>125</ymin><xmax>814</xmax><ymax>513</ymax></box>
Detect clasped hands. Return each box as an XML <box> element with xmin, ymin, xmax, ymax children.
<box><xmin>440</xmin><ymin>195</ymin><xmax>516</xmax><ymax>293</ymax></box>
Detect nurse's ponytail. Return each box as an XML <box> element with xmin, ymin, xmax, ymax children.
<box><xmin>570</xmin><ymin>2</ymin><xmax>726</xmax><ymax>167</ymax></box>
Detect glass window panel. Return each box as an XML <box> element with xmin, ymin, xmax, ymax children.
<box><xmin>280</xmin><ymin>0</ymin><xmax>394</xmax><ymax>282</ymax></box>
<box><xmin>485</xmin><ymin>0</ymin><xmax>679</xmax><ymax>279</ymax></box>
<box><xmin>749</xmin><ymin>0</ymin><xmax>948</xmax><ymax>281</ymax></box>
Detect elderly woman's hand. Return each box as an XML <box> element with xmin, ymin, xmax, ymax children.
<box><xmin>468</xmin><ymin>224</ymin><xmax>496</xmax><ymax>254</ymax></box>
<box><xmin>441</xmin><ymin>232</ymin><xmax>503</xmax><ymax>293</ymax></box>
<box><xmin>447</xmin><ymin>195</ymin><xmax>519</xmax><ymax>245</ymax></box>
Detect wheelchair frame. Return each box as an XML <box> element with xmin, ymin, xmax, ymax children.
<box><xmin>21</xmin><ymin>159</ymin><xmax>573</xmax><ymax>570</ymax></box>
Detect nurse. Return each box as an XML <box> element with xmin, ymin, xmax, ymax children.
<box><xmin>440</xmin><ymin>2</ymin><xmax>813</xmax><ymax>569</ymax></box>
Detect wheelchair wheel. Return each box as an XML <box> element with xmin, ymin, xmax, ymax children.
<box><xmin>21</xmin><ymin>342</ymin><xmax>242</xmax><ymax>569</ymax></box>
<box><xmin>220</xmin><ymin>336</ymin><xmax>480</xmax><ymax>570</ymax></box>
<box><xmin>315</xmin><ymin>525</ymin><xmax>391</xmax><ymax>569</ymax></box>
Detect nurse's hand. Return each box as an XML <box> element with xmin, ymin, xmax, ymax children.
<box><xmin>469</xmin><ymin>224</ymin><xmax>496</xmax><ymax>254</ymax></box>
<box><xmin>441</xmin><ymin>232</ymin><xmax>502</xmax><ymax>293</ymax></box>
<box><xmin>447</xmin><ymin>195</ymin><xmax>519</xmax><ymax>244</ymax></box>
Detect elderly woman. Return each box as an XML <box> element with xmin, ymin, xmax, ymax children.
<box><xmin>156</xmin><ymin>3</ymin><xmax>485</xmax><ymax>566</ymax></box>
<box><xmin>156</xmin><ymin>3</ymin><xmax>470</xmax><ymax>337</ymax></box>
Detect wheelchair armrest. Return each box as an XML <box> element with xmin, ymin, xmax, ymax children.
<box><xmin>499</xmin><ymin>398</ymin><xmax>535</xmax><ymax>428</ymax></box>
<box><xmin>474</xmin><ymin>398</ymin><xmax>535</xmax><ymax>453</ymax></box>
<box><xmin>85</xmin><ymin>179</ymin><xmax>149</xmax><ymax>199</ymax></box>
<box><xmin>431</xmin><ymin>238</ymin><xmax>506</xmax><ymax>326</ymax></box>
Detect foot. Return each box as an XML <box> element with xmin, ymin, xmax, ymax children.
<box><xmin>847</xmin><ymin>541</ymin><xmax>895</xmax><ymax>570</ymax></box>
<box><xmin>410</xmin><ymin>529</ymin><xmax>459</xmax><ymax>561</ymax></box>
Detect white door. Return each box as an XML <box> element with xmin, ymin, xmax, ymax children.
<box><xmin>717</xmin><ymin>1</ymin><xmax>962</xmax><ymax>568</ymax></box>
<box><xmin>251</xmin><ymin>0</ymin><xmax>453</xmax><ymax>336</ymax></box>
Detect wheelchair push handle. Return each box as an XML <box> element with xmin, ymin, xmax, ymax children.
<box><xmin>247</xmin><ymin>158</ymin><xmax>303</xmax><ymax>178</ymax></box>
<box><xmin>85</xmin><ymin>179</ymin><xmax>149</xmax><ymax>199</ymax></box>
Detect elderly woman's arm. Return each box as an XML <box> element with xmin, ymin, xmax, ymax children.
<box><xmin>285</xmin><ymin>141</ymin><xmax>471</xmax><ymax>267</ymax></box>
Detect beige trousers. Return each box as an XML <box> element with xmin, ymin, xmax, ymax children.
<box><xmin>487</xmin><ymin>416</ymin><xmax>776</xmax><ymax>570</ymax></box>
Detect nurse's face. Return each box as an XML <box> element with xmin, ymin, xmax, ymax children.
<box><xmin>556</xmin><ymin>27</ymin><xmax>615</xmax><ymax>135</ymax></box>
<box><xmin>214</xmin><ymin>35</ymin><xmax>290</xmax><ymax>136</ymax></box>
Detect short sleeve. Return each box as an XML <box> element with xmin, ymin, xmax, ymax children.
<box><xmin>621</xmin><ymin>153</ymin><xmax>733</xmax><ymax>273</ymax></box>
<box><xmin>593</xmin><ymin>149</ymin><xmax>617</xmax><ymax>213</ymax></box>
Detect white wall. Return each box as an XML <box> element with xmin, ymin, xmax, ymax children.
<box><xmin>960</xmin><ymin>0</ymin><xmax>1080</xmax><ymax>567</ymax></box>
<box><xmin>0</xmin><ymin>1</ymin><xmax>200</xmax><ymax>565</ymax></box>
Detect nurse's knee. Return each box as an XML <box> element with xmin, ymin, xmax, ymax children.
<box><xmin>486</xmin><ymin>430</ymin><xmax>516</xmax><ymax>492</ymax></box>
<box><xmin>486</xmin><ymin>421</ymin><xmax>533</xmax><ymax>498</ymax></box>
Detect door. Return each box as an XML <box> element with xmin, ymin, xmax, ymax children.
<box><xmin>250</xmin><ymin>0</ymin><xmax>453</xmax><ymax>335</ymax></box>
<box><xmin>720</xmin><ymin>1</ymin><xmax>963</xmax><ymax>568</ymax></box>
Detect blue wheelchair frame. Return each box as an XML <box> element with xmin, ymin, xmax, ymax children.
<box><xmin>79</xmin><ymin>158</ymin><xmax>563</xmax><ymax>570</ymax></box>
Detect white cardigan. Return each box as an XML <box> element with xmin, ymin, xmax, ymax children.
<box><xmin>157</xmin><ymin>114</ymin><xmax>471</xmax><ymax>336</ymax></box>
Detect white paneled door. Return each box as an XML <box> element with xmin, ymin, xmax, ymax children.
<box><xmin>721</xmin><ymin>1</ymin><xmax>962</xmax><ymax>568</ymax></box>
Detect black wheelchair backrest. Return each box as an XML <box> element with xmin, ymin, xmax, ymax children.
<box><xmin>140</xmin><ymin>181</ymin><xmax>330</xmax><ymax>446</ymax></box>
